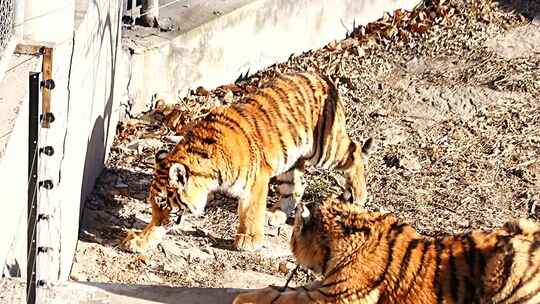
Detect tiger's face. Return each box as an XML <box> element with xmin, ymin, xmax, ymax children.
<box><xmin>150</xmin><ymin>150</ymin><xmax>218</xmax><ymax>225</ymax></box>
<box><xmin>290</xmin><ymin>197</ymin><xmax>382</xmax><ymax>275</ymax></box>
<box><xmin>290</xmin><ymin>202</ymin><xmax>329</xmax><ymax>274</ymax></box>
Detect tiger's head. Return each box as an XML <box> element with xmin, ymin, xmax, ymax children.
<box><xmin>149</xmin><ymin>149</ymin><xmax>219</xmax><ymax>225</ymax></box>
<box><xmin>290</xmin><ymin>197</ymin><xmax>397</xmax><ymax>275</ymax></box>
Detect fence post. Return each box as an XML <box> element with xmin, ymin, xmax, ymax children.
<box><xmin>27</xmin><ymin>71</ymin><xmax>40</xmax><ymax>304</ymax></box>
<box><xmin>140</xmin><ymin>0</ymin><xmax>159</xmax><ymax>27</ymax></box>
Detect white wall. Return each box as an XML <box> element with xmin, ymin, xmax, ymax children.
<box><xmin>126</xmin><ymin>0</ymin><xmax>419</xmax><ymax>115</ymax></box>
<box><xmin>0</xmin><ymin>0</ymin><xmax>122</xmax><ymax>283</ymax></box>
<box><xmin>37</xmin><ymin>0</ymin><xmax>122</xmax><ymax>281</ymax></box>
<box><xmin>23</xmin><ymin>0</ymin><xmax>75</xmax><ymax>44</ymax></box>
<box><xmin>54</xmin><ymin>0</ymin><xmax>121</xmax><ymax>279</ymax></box>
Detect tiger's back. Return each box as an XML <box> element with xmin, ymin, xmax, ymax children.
<box><xmin>234</xmin><ymin>198</ymin><xmax>540</xmax><ymax>303</ymax></box>
<box><xmin>179</xmin><ymin>71</ymin><xmax>355</xmax><ymax>190</ymax></box>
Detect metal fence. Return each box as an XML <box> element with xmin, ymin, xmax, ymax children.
<box><xmin>0</xmin><ymin>0</ymin><xmax>15</xmax><ymax>58</ymax></box>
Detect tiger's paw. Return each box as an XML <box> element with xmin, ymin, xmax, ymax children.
<box><xmin>266</xmin><ymin>209</ymin><xmax>288</xmax><ymax>227</ymax></box>
<box><xmin>121</xmin><ymin>227</ymin><xmax>167</xmax><ymax>253</ymax></box>
<box><xmin>121</xmin><ymin>231</ymin><xmax>150</xmax><ymax>253</ymax></box>
<box><xmin>233</xmin><ymin>287</ymin><xmax>281</xmax><ymax>304</ymax></box>
<box><xmin>234</xmin><ymin>233</ymin><xmax>263</xmax><ymax>251</ymax></box>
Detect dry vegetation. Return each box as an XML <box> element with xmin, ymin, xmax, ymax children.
<box><xmin>70</xmin><ymin>0</ymin><xmax>540</xmax><ymax>290</ymax></box>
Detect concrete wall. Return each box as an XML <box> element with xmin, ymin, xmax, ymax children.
<box><xmin>0</xmin><ymin>0</ymin><xmax>122</xmax><ymax>283</ymax></box>
<box><xmin>23</xmin><ymin>0</ymin><xmax>75</xmax><ymax>44</ymax></box>
<box><xmin>39</xmin><ymin>0</ymin><xmax>122</xmax><ymax>281</ymax></box>
<box><xmin>124</xmin><ymin>0</ymin><xmax>419</xmax><ymax>115</ymax></box>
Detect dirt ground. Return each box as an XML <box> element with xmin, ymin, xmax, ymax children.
<box><xmin>70</xmin><ymin>0</ymin><xmax>540</xmax><ymax>292</ymax></box>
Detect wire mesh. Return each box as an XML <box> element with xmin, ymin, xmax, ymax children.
<box><xmin>0</xmin><ymin>0</ymin><xmax>15</xmax><ymax>56</ymax></box>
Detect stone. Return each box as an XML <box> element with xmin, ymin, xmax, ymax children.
<box><xmin>400</xmin><ymin>156</ymin><xmax>422</xmax><ymax>171</ymax></box>
<box><xmin>125</xmin><ymin>138</ymin><xmax>164</xmax><ymax>152</ymax></box>
<box><xmin>184</xmin><ymin>247</ymin><xmax>214</xmax><ymax>262</ymax></box>
<box><xmin>278</xmin><ymin>261</ymin><xmax>296</xmax><ymax>274</ymax></box>
<box><xmin>223</xmin><ymin>90</ymin><xmax>234</xmax><ymax>104</ymax></box>
<box><xmin>532</xmin><ymin>15</ymin><xmax>540</xmax><ymax>26</ymax></box>
<box><xmin>70</xmin><ymin>272</ymin><xmax>88</xmax><ymax>282</ymax></box>
<box><xmin>356</xmin><ymin>46</ymin><xmax>366</xmax><ymax>57</ymax></box>
<box><xmin>145</xmin><ymin>272</ymin><xmax>164</xmax><ymax>283</ymax></box>
<box><xmin>158</xmin><ymin>240</ymin><xmax>186</xmax><ymax>258</ymax></box>
<box><xmin>458</xmin><ymin>219</ymin><xmax>470</xmax><ymax>228</ymax></box>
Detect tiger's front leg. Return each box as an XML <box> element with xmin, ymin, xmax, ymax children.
<box><xmin>267</xmin><ymin>165</ymin><xmax>305</xmax><ymax>227</ymax></box>
<box><xmin>234</xmin><ymin>171</ymin><xmax>270</xmax><ymax>251</ymax></box>
<box><xmin>121</xmin><ymin>200</ymin><xmax>169</xmax><ymax>253</ymax></box>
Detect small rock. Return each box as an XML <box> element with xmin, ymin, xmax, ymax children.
<box><xmin>145</xmin><ymin>272</ymin><xmax>163</xmax><ymax>283</ymax></box>
<box><xmin>356</xmin><ymin>46</ymin><xmax>366</xmax><ymax>57</ymax></box>
<box><xmin>147</xmin><ymin>260</ymin><xmax>160</xmax><ymax>271</ymax></box>
<box><xmin>195</xmin><ymin>86</ymin><xmax>211</xmax><ymax>96</ymax></box>
<box><xmin>70</xmin><ymin>272</ymin><xmax>87</xmax><ymax>282</ymax></box>
<box><xmin>164</xmin><ymin>135</ymin><xmax>183</xmax><ymax>144</ymax></box>
<box><xmin>185</xmin><ymin>247</ymin><xmax>213</xmax><ymax>262</ymax></box>
<box><xmin>458</xmin><ymin>219</ymin><xmax>470</xmax><ymax>228</ymax></box>
<box><xmin>154</xmin><ymin>99</ymin><xmax>167</xmax><ymax>112</ymax></box>
<box><xmin>533</xmin><ymin>15</ymin><xmax>540</xmax><ymax>26</ymax></box>
<box><xmin>223</xmin><ymin>90</ymin><xmax>234</xmax><ymax>104</ymax></box>
<box><xmin>115</xmin><ymin>181</ymin><xmax>128</xmax><ymax>188</ymax></box>
<box><xmin>401</xmin><ymin>156</ymin><xmax>422</xmax><ymax>171</ymax></box>
<box><xmin>327</xmin><ymin>40</ymin><xmax>338</xmax><ymax>50</ymax></box>
<box><xmin>126</xmin><ymin>138</ymin><xmax>164</xmax><ymax>152</ymax></box>
<box><xmin>339</xmin><ymin>38</ymin><xmax>359</xmax><ymax>49</ymax></box>
<box><xmin>158</xmin><ymin>240</ymin><xmax>186</xmax><ymax>257</ymax></box>
<box><xmin>200</xmin><ymin>246</ymin><xmax>213</xmax><ymax>255</ymax></box>
<box><xmin>278</xmin><ymin>261</ymin><xmax>295</xmax><ymax>274</ymax></box>
<box><xmin>383</xmin><ymin>154</ymin><xmax>400</xmax><ymax>169</ymax></box>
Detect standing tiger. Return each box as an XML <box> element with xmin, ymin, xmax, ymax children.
<box><xmin>234</xmin><ymin>197</ymin><xmax>540</xmax><ymax>303</ymax></box>
<box><xmin>122</xmin><ymin>71</ymin><xmax>373</xmax><ymax>252</ymax></box>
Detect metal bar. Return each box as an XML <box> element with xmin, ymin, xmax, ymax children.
<box><xmin>27</xmin><ymin>71</ymin><xmax>40</xmax><ymax>304</ymax></box>
<box><xmin>41</xmin><ymin>47</ymin><xmax>52</xmax><ymax>128</ymax></box>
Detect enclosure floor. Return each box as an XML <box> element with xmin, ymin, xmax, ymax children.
<box><xmin>69</xmin><ymin>0</ymin><xmax>539</xmax><ymax>300</ymax></box>
<box><xmin>0</xmin><ymin>278</ymin><xmax>243</xmax><ymax>304</ymax></box>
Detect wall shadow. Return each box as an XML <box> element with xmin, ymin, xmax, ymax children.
<box><xmin>78</xmin><ymin>164</ymin><xmax>153</xmax><ymax>247</ymax></box>
<box><xmin>76</xmin><ymin>282</ymin><xmax>246</xmax><ymax>304</ymax></box>
<box><xmin>495</xmin><ymin>0</ymin><xmax>540</xmax><ymax>20</ymax></box>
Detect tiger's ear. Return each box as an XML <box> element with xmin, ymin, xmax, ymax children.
<box><xmin>296</xmin><ymin>203</ymin><xmax>311</xmax><ymax>225</ymax></box>
<box><xmin>361</xmin><ymin>138</ymin><xmax>373</xmax><ymax>171</ymax></box>
<box><xmin>155</xmin><ymin>150</ymin><xmax>169</xmax><ymax>170</ymax></box>
<box><xmin>169</xmin><ymin>163</ymin><xmax>187</xmax><ymax>188</ymax></box>
<box><xmin>361</xmin><ymin>138</ymin><xmax>373</xmax><ymax>155</ymax></box>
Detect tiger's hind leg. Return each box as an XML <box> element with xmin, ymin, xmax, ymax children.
<box><xmin>336</xmin><ymin>138</ymin><xmax>373</xmax><ymax>207</ymax></box>
<box><xmin>267</xmin><ymin>163</ymin><xmax>305</xmax><ymax>227</ymax></box>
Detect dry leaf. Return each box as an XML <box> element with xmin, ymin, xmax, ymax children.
<box><xmin>195</xmin><ymin>86</ymin><xmax>210</xmax><ymax>96</ymax></box>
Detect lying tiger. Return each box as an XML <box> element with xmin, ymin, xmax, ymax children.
<box><xmin>122</xmin><ymin>71</ymin><xmax>373</xmax><ymax>252</ymax></box>
<box><xmin>234</xmin><ymin>197</ymin><xmax>540</xmax><ymax>303</ymax></box>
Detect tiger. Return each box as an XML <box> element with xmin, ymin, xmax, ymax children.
<box><xmin>121</xmin><ymin>71</ymin><xmax>373</xmax><ymax>252</ymax></box>
<box><xmin>233</xmin><ymin>197</ymin><xmax>540</xmax><ymax>303</ymax></box>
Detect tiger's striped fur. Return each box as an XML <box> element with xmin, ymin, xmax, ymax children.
<box><xmin>234</xmin><ymin>197</ymin><xmax>540</xmax><ymax>303</ymax></box>
<box><xmin>122</xmin><ymin>71</ymin><xmax>372</xmax><ymax>252</ymax></box>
